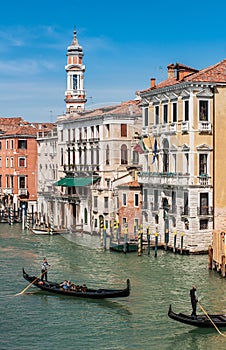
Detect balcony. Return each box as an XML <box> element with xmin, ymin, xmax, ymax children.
<box><xmin>180</xmin><ymin>206</ymin><xmax>190</xmax><ymax>216</ymax></box>
<box><xmin>3</xmin><ymin>188</ymin><xmax>13</xmax><ymax>195</ymax></box>
<box><xmin>67</xmin><ymin>194</ymin><xmax>80</xmax><ymax>204</ymax></box>
<box><xmin>169</xmin><ymin>123</ymin><xmax>177</xmax><ymax>133</ymax></box>
<box><xmin>18</xmin><ymin>189</ymin><xmax>27</xmax><ymax>196</ymax></box>
<box><xmin>161</xmin><ymin>124</ymin><xmax>168</xmax><ymax>133</ymax></box>
<box><xmin>198</xmin><ymin>174</ymin><xmax>210</xmax><ymax>186</ymax></box>
<box><xmin>138</xmin><ymin>172</ymin><xmax>190</xmax><ymax>187</ymax></box>
<box><xmin>63</xmin><ymin>164</ymin><xmax>99</xmax><ymax>174</ymax></box>
<box><xmin>142</xmin><ymin>126</ymin><xmax>149</xmax><ymax>137</ymax></box>
<box><xmin>197</xmin><ymin>206</ymin><xmax>213</xmax><ymax>216</ymax></box>
<box><xmin>152</xmin><ymin>125</ymin><xmax>160</xmax><ymax>136</ymax></box>
<box><xmin>181</xmin><ymin>121</ymin><xmax>189</xmax><ymax>133</ymax></box>
<box><xmin>198</xmin><ymin>121</ymin><xmax>212</xmax><ymax>134</ymax></box>
<box><xmin>89</xmin><ymin>137</ymin><xmax>100</xmax><ymax>143</ymax></box>
<box><xmin>93</xmin><ymin>207</ymin><xmax>98</xmax><ymax>214</ymax></box>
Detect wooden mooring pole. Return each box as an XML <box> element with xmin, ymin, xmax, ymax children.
<box><xmin>221</xmin><ymin>255</ymin><xmax>225</xmax><ymax>278</ymax></box>
<box><xmin>180</xmin><ymin>232</ymin><xmax>184</xmax><ymax>254</ymax></box>
<box><xmin>173</xmin><ymin>230</ymin><xmax>177</xmax><ymax>253</ymax></box>
<box><xmin>208</xmin><ymin>245</ymin><xmax>213</xmax><ymax>270</ymax></box>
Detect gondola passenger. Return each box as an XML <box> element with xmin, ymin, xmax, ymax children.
<box><xmin>60</xmin><ymin>280</ymin><xmax>68</xmax><ymax>290</ymax></box>
<box><xmin>67</xmin><ymin>281</ymin><xmax>72</xmax><ymax>290</ymax></box>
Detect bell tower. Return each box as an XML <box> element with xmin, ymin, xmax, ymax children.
<box><xmin>65</xmin><ymin>28</ymin><xmax>86</xmax><ymax>112</ymax></box>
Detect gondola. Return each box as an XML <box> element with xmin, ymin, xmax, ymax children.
<box><xmin>32</xmin><ymin>228</ymin><xmax>68</xmax><ymax>235</ymax></box>
<box><xmin>22</xmin><ymin>268</ymin><xmax>130</xmax><ymax>299</ymax></box>
<box><xmin>168</xmin><ymin>304</ymin><xmax>226</xmax><ymax>328</ymax></box>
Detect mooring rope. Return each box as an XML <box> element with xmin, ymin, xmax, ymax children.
<box><xmin>198</xmin><ymin>302</ymin><xmax>226</xmax><ymax>338</ymax></box>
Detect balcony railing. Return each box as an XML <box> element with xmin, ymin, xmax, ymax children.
<box><xmin>198</xmin><ymin>121</ymin><xmax>212</xmax><ymax>133</ymax></box>
<box><xmin>142</xmin><ymin>126</ymin><xmax>149</xmax><ymax>137</ymax></box>
<box><xmin>18</xmin><ymin>189</ymin><xmax>27</xmax><ymax>196</ymax></box>
<box><xmin>198</xmin><ymin>174</ymin><xmax>211</xmax><ymax>186</ymax></box>
<box><xmin>63</xmin><ymin>164</ymin><xmax>100</xmax><ymax>173</ymax></box>
<box><xmin>138</xmin><ymin>172</ymin><xmax>190</xmax><ymax>187</ymax></box>
<box><xmin>180</xmin><ymin>206</ymin><xmax>190</xmax><ymax>216</ymax></box>
<box><xmin>161</xmin><ymin>124</ymin><xmax>168</xmax><ymax>133</ymax></box>
<box><xmin>197</xmin><ymin>206</ymin><xmax>213</xmax><ymax>216</ymax></box>
<box><xmin>181</xmin><ymin>121</ymin><xmax>189</xmax><ymax>133</ymax></box>
<box><xmin>152</xmin><ymin>125</ymin><xmax>160</xmax><ymax>136</ymax></box>
<box><xmin>3</xmin><ymin>188</ymin><xmax>13</xmax><ymax>195</ymax></box>
<box><xmin>169</xmin><ymin>123</ymin><xmax>177</xmax><ymax>133</ymax></box>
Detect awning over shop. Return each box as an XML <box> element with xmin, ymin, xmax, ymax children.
<box><xmin>54</xmin><ymin>176</ymin><xmax>99</xmax><ymax>187</ymax></box>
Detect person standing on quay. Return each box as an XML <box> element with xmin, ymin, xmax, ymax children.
<box><xmin>41</xmin><ymin>257</ymin><xmax>50</xmax><ymax>281</ymax></box>
<box><xmin>190</xmin><ymin>284</ymin><xmax>198</xmax><ymax>317</ymax></box>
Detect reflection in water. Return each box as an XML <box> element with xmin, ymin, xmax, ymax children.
<box><xmin>1</xmin><ymin>225</ymin><xmax>226</xmax><ymax>350</ymax></box>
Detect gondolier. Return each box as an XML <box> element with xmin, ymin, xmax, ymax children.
<box><xmin>41</xmin><ymin>257</ymin><xmax>50</xmax><ymax>281</ymax></box>
<box><xmin>190</xmin><ymin>284</ymin><xmax>198</xmax><ymax>317</ymax></box>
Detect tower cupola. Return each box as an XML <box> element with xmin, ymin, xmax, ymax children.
<box><xmin>65</xmin><ymin>28</ymin><xmax>86</xmax><ymax>112</ymax></box>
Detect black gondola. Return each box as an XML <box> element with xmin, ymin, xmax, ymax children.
<box><xmin>168</xmin><ymin>304</ymin><xmax>226</xmax><ymax>328</ymax></box>
<box><xmin>22</xmin><ymin>268</ymin><xmax>130</xmax><ymax>299</ymax></box>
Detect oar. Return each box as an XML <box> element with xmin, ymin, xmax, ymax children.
<box><xmin>198</xmin><ymin>302</ymin><xmax>226</xmax><ymax>338</ymax></box>
<box><xmin>15</xmin><ymin>269</ymin><xmax>48</xmax><ymax>296</ymax></box>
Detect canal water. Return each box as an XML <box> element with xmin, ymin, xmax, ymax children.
<box><xmin>1</xmin><ymin>225</ymin><xmax>226</xmax><ymax>350</ymax></box>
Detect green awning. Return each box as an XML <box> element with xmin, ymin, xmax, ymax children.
<box><xmin>54</xmin><ymin>176</ymin><xmax>99</xmax><ymax>187</ymax></box>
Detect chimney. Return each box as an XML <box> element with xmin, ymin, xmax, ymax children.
<box><xmin>150</xmin><ymin>78</ymin><xmax>156</xmax><ymax>89</ymax></box>
<box><xmin>167</xmin><ymin>64</ymin><xmax>175</xmax><ymax>79</ymax></box>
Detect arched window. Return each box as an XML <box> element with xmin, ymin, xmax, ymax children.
<box><xmin>121</xmin><ymin>144</ymin><xmax>128</xmax><ymax>165</ymax></box>
<box><xmin>60</xmin><ymin>148</ymin><xmax>64</xmax><ymax>166</ymax></box>
<box><xmin>84</xmin><ymin>208</ymin><xmax>88</xmax><ymax>225</ymax></box>
<box><xmin>162</xmin><ymin>139</ymin><xmax>169</xmax><ymax>173</ymax></box>
<box><xmin>106</xmin><ymin>145</ymin><xmax>110</xmax><ymax>165</ymax></box>
<box><xmin>96</xmin><ymin>146</ymin><xmax>100</xmax><ymax>165</ymax></box>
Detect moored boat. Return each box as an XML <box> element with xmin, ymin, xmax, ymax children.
<box><xmin>110</xmin><ymin>241</ymin><xmax>137</xmax><ymax>253</ymax></box>
<box><xmin>22</xmin><ymin>268</ymin><xmax>130</xmax><ymax>299</ymax></box>
<box><xmin>32</xmin><ymin>228</ymin><xmax>68</xmax><ymax>235</ymax></box>
<box><xmin>168</xmin><ymin>304</ymin><xmax>226</xmax><ymax>328</ymax></box>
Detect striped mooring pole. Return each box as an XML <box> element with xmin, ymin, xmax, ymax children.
<box><xmin>26</xmin><ymin>212</ymin><xmax>30</xmax><ymax>230</ymax></box>
<box><xmin>123</xmin><ymin>225</ymin><xmax>128</xmax><ymax>253</ymax></box>
<box><xmin>49</xmin><ymin>214</ymin><xmax>54</xmax><ymax>235</ymax></box>
<box><xmin>147</xmin><ymin>227</ymin><xmax>151</xmax><ymax>255</ymax></box>
<box><xmin>154</xmin><ymin>231</ymin><xmax>158</xmax><ymax>258</ymax></box>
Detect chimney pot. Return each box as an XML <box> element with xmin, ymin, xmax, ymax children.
<box><xmin>167</xmin><ymin>64</ymin><xmax>175</xmax><ymax>79</ymax></box>
<box><xmin>150</xmin><ymin>78</ymin><xmax>156</xmax><ymax>88</ymax></box>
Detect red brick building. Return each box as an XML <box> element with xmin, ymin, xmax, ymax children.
<box><xmin>118</xmin><ymin>180</ymin><xmax>143</xmax><ymax>239</ymax></box>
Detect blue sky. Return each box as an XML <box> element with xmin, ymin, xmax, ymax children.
<box><xmin>1</xmin><ymin>0</ymin><xmax>226</xmax><ymax>122</ymax></box>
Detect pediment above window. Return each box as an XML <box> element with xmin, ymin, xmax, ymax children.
<box><xmin>170</xmin><ymin>144</ymin><xmax>178</xmax><ymax>152</ymax></box>
<box><xmin>152</xmin><ymin>96</ymin><xmax>160</xmax><ymax>104</ymax></box>
<box><xmin>181</xmin><ymin>89</ymin><xmax>190</xmax><ymax>99</ymax></box>
<box><xmin>160</xmin><ymin>94</ymin><xmax>169</xmax><ymax>103</ymax></box>
<box><xmin>196</xmin><ymin>143</ymin><xmax>213</xmax><ymax>151</ymax></box>
<box><xmin>169</xmin><ymin>92</ymin><xmax>178</xmax><ymax>101</ymax></box>
<box><xmin>196</xmin><ymin>89</ymin><xmax>213</xmax><ymax>98</ymax></box>
<box><xmin>181</xmin><ymin>143</ymin><xmax>190</xmax><ymax>152</ymax></box>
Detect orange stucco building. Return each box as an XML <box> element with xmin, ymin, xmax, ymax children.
<box><xmin>0</xmin><ymin>118</ymin><xmax>54</xmax><ymax>215</ymax></box>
